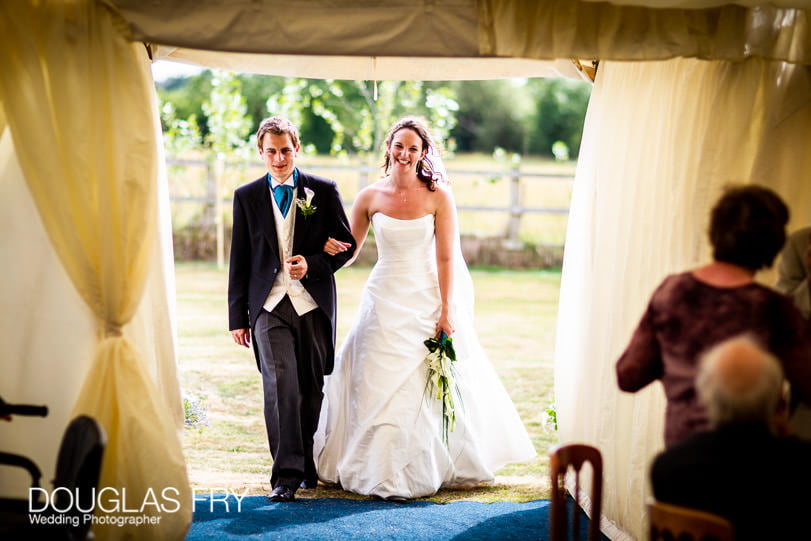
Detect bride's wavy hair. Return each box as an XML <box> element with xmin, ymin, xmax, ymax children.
<box><xmin>382</xmin><ymin>117</ymin><xmax>446</xmax><ymax>191</ymax></box>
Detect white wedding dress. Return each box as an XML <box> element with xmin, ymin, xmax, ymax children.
<box><xmin>313</xmin><ymin>212</ymin><xmax>536</xmax><ymax>499</ymax></box>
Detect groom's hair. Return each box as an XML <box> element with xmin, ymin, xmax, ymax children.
<box><xmin>256</xmin><ymin>116</ymin><xmax>300</xmax><ymax>149</ymax></box>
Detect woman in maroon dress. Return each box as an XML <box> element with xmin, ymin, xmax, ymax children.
<box><xmin>616</xmin><ymin>185</ymin><xmax>811</xmax><ymax>446</ymax></box>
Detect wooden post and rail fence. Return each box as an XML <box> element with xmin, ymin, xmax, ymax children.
<box><xmin>167</xmin><ymin>157</ymin><xmax>573</xmax><ymax>269</ymax></box>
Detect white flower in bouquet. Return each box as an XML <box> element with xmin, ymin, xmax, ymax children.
<box><xmin>423</xmin><ymin>332</ymin><xmax>462</xmax><ymax>447</ymax></box>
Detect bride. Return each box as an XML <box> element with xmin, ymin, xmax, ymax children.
<box><xmin>313</xmin><ymin>117</ymin><xmax>535</xmax><ymax>500</ymax></box>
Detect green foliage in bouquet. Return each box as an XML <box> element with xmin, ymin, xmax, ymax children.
<box><xmin>424</xmin><ymin>333</ymin><xmax>463</xmax><ymax>446</ymax></box>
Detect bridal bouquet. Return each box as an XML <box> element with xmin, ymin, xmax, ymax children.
<box><xmin>423</xmin><ymin>332</ymin><xmax>461</xmax><ymax>446</ymax></box>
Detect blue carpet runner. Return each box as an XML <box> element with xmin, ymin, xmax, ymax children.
<box><xmin>187</xmin><ymin>494</ymin><xmax>602</xmax><ymax>540</ymax></box>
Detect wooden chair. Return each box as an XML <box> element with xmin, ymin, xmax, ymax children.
<box><xmin>549</xmin><ymin>443</ymin><xmax>603</xmax><ymax>541</ymax></box>
<box><xmin>649</xmin><ymin>501</ymin><xmax>734</xmax><ymax>541</ymax></box>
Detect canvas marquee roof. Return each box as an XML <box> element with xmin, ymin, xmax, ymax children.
<box><xmin>132</xmin><ymin>0</ymin><xmax>592</xmax><ymax>81</ymax></box>
<box><xmin>107</xmin><ymin>0</ymin><xmax>811</xmax><ymax>81</ymax></box>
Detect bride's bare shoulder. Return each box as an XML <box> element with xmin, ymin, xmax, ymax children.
<box><xmin>359</xmin><ymin>178</ymin><xmax>391</xmax><ymax>196</ymax></box>
<box><xmin>431</xmin><ymin>183</ymin><xmax>456</xmax><ymax>208</ymax></box>
<box><xmin>353</xmin><ymin>180</ymin><xmax>389</xmax><ymax>216</ymax></box>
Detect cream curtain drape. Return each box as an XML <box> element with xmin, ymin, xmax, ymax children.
<box><xmin>479</xmin><ymin>0</ymin><xmax>811</xmax><ymax>65</ymax></box>
<box><xmin>557</xmin><ymin>57</ymin><xmax>811</xmax><ymax>540</ymax></box>
<box><xmin>0</xmin><ymin>1</ymin><xmax>190</xmax><ymax>539</ymax></box>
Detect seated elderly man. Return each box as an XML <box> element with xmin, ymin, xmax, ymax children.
<box><xmin>650</xmin><ymin>335</ymin><xmax>811</xmax><ymax>541</ymax></box>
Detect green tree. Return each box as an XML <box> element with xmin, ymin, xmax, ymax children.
<box><xmin>156</xmin><ymin>71</ymin><xmax>213</xmax><ymax>139</ymax></box>
<box><xmin>157</xmin><ymin>70</ymin><xmax>256</xmax><ymax>157</ymax></box>
<box><xmin>268</xmin><ymin>79</ymin><xmax>459</xmax><ymax>157</ymax></box>
<box><xmin>449</xmin><ymin>80</ymin><xmax>534</xmax><ymax>154</ymax></box>
<box><xmin>236</xmin><ymin>73</ymin><xmax>285</xmax><ymax>135</ymax></box>
<box><xmin>159</xmin><ymin>99</ymin><xmax>202</xmax><ymax>156</ymax></box>
<box><xmin>527</xmin><ymin>78</ymin><xmax>592</xmax><ymax>158</ymax></box>
<box><xmin>156</xmin><ymin>72</ymin><xmax>593</xmax><ymax>159</ymax></box>
<box><xmin>202</xmin><ymin>70</ymin><xmax>253</xmax><ymax>156</ymax></box>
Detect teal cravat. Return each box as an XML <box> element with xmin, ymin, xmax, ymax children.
<box><xmin>273</xmin><ymin>184</ymin><xmax>293</xmax><ymax>217</ymax></box>
<box><xmin>269</xmin><ymin>169</ymin><xmax>298</xmax><ymax>217</ymax></box>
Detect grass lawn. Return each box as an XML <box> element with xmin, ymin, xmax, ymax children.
<box><xmin>176</xmin><ymin>261</ymin><xmax>560</xmax><ymax>503</ymax></box>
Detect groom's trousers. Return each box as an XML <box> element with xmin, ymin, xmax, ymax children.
<box><xmin>254</xmin><ymin>295</ymin><xmax>331</xmax><ymax>489</ymax></box>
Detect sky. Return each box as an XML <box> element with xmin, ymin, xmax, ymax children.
<box><xmin>151</xmin><ymin>60</ymin><xmax>204</xmax><ymax>82</ymax></box>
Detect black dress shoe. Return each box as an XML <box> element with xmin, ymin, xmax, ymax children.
<box><xmin>267</xmin><ymin>485</ymin><xmax>296</xmax><ymax>502</ymax></box>
<box><xmin>300</xmin><ymin>478</ymin><xmax>318</xmax><ymax>489</ymax></box>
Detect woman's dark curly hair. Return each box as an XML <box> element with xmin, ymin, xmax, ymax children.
<box><xmin>382</xmin><ymin>117</ymin><xmax>444</xmax><ymax>191</ymax></box>
<box><xmin>709</xmin><ymin>185</ymin><xmax>789</xmax><ymax>271</ymax></box>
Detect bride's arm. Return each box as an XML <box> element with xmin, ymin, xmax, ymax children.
<box><xmin>435</xmin><ymin>186</ymin><xmax>457</xmax><ymax>338</ymax></box>
<box><xmin>324</xmin><ymin>187</ymin><xmax>374</xmax><ymax>266</ymax></box>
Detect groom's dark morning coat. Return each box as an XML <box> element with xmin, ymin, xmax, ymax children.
<box><xmin>227</xmin><ymin>171</ymin><xmax>355</xmax><ymax>373</ymax></box>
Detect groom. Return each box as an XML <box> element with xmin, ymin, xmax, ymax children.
<box><xmin>228</xmin><ymin>116</ymin><xmax>355</xmax><ymax>502</ymax></box>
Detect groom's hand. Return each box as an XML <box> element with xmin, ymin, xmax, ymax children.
<box><xmin>286</xmin><ymin>255</ymin><xmax>308</xmax><ymax>280</ymax></box>
<box><xmin>232</xmin><ymin>328</ymin><xmax>251</xmax><ymax>347</ymax></box>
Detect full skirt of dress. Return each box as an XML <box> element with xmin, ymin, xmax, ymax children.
<box><xmin>313</xmin><ymin>213</ymin><xmax>536</xmax><ymax>499</ymax></box>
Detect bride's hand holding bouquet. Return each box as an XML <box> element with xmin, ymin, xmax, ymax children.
<box><xmin>424</xmin><ymin>323</ymin><xmax>462</xmax><ymax>447</ymax></box>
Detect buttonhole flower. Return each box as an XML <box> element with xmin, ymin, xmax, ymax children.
<box><xmin>296</xmin><ymin>187</ymin><xmax>317</xmax><ymax>217</ymax></box>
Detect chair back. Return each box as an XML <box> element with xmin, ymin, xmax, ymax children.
<box><xmin>53</xmin><ymin>415</ymin><xmax>106</xmax><ymax>541</ymax></box>
<box><xmin>648</xmin><ymin>501</ymin><xmax>734</xmax><ymax>541</ymax></box>
<box><xmin>0</xmin><ymin>414</ymin><xmax>104</xmax><ymax>540</ymax></box>
<box><xmin>0</xmin><ymin>452</ymin><xmax>43</xmax><ymax>513</ymax></box>
<box><xmin>549</xmin><ymin>443</ymin><xmax>603</xmax><ymax>541</ymax></box>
